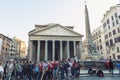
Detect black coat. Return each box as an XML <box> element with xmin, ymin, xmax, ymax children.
<box><xmin>109</xmin><ymin>60</ymin><xmax>114</xmax><ymax>69</ymax></box>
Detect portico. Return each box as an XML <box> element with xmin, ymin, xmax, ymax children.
<box><xmin>28</xmin><ymin>23</ymin><xmax>83</xmax><ymax>62</ymax></box>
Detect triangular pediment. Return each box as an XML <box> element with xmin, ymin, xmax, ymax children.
<box><xmin>30</xmin><ymin>24</ymin><xmax>81</xmax><ymax>37</ymax></box>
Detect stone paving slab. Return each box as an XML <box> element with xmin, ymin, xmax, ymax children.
<box><xmin>74</xmin><ymin>76</ymin><xmax>120</xmax><ymax>80</ymax></box>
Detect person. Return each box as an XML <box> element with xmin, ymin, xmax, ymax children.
<box><xmin>88</xmin><ymin>67</ymin><xmax>92</xmax><ymax>75</ymax></box>
<box><xmin>76</xmin><ymin>61</ymin><xmax>80</xmax><ymax>77</ymax></box>
<box><xmin>41</xmin><ymin>60</ymin><xmax>48</xmax><ymax>80</ymax></box>
<box><xmin>92</xmin><ymin>66</ymin><xmax>97</xmax><ymax>74</ymax></box>
<box><xmin>109</xmin><ymin>59</ymin><xmax>114</xmax><ymax>76</ymax></box>
<box><xmin>72</xmin><ymin>60</ymin><xmax>78</xmax><ymax>77</ymax></box>
<box><xmin>116</xmin><ymin>62</ymin><xmax>120</xmax><ymax>77</ymax></box>
<box><xmin>0</xmin><ymin>62</ymin><xmax>4</xmax><ymax>80</ymax></box>
<box><xmin>34</xmin><ymin>63</ymin><xmax>40</xmax><ymax>80</ymax></box>
<box><xmin>39</xmin><ymin>62</ymin><xmax>43</xmax><ymax>80</ymax></box>
<box><xmin>3</xmin><ymin>61</ymin><xmax>8</xmax><ymax>79</ymax></box>
<box><xmin>7</xmin><ymin>61</ymin><xmax>14</xmax><ymax>80</ymax></box>
<box><xmin>59</xmin><ymin>61</ymin><xmax>65</xmax><ymax>80</ymax></box>
<box><xmin>96</xmin><ymin>66</ymin><xmax>104</xmax><ymax>77</ymax></box>
<box><xmin>88</xmin><ymin>66</ymin><xmax>96</xmax><ymax>76</ymax></box>
<box><xmin>104</xmin><ymin>59</ymin><xmax>109</xmax><ymax>69</ymax></box>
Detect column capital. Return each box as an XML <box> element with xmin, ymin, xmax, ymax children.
<box><xmin>59</xmin><ymin>40</ymin><xmax>63</xmax><ymax>42</ymax></box>
<box><xmin>45</xmin><ymin>40</ymin><xmax>48</xmax><ymax>42</ymax></box>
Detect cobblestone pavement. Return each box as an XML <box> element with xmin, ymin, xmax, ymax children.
<box><xmin>3</xmin><ymin>76</ymin><xmax>120</xmax><ymax>80</ymax></box>
<box><xmin>72</xmin><ymin>76</ymin><xmax>120</xmax><ymax>80</ymax></box>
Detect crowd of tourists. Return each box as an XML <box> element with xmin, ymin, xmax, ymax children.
<box><xmin>0</xmin><ymin>56</ymin><xmax>80</xmax><ymax>80</ymax></box>
<box><xmin>0</xmin><ymin>57</ymin><xmax>120</xmax><ymax>80</ymax></box>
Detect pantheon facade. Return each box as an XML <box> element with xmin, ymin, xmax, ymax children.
<box><xmin>28</xmin><ymin>23</ymin><xmax>83</xmax><ymax>62</ymax></box>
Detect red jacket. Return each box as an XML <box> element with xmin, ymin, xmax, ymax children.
<box><xmin>48</xmin><ymin>63</ymin><xmax>53</xmax><ymax>71</ymax></box>
<box><xmin>39</xmin><ymin>64</ymin><xmax>43</xmax><ymax>71</ymax></box>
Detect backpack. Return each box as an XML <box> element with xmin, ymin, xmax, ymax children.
<box><xmin>44</xmin><ymin>65</ymin><xmax>48</xmax><ymax>71</ymax></box>
<box><xmin>4</xmin><ymin>63</ymin><xmax>8</xmax><ymax>72</ymax></box>
<box><xmin>16</xmin><ymin>64</ymin><xmax>22</xmax><ymax>72</ymax></box>
<box><xmin>66</xmin><ymin>63</ymin><xmax>70</xmax><ymax>68</ymax></box>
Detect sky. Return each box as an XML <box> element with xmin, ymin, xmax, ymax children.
<box><xmin>0</xmin><ymin>0</ymin><xmax>119</xmax><ymax>46</ymax></box>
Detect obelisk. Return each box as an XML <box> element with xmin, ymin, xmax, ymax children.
<box><xmin>84</xmin><ymin>3</ymin><xmax>93</xmax><ymax>45</ymax></box>
<box><xmin>84</xmin><ymin>2</ymin><xmax>98</xmax><ymax>58</ymax></box>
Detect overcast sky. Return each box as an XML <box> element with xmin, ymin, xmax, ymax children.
<box><xmin>0</xmin><ymin>0</ymin><xmax>119</xmax><ymax>45</ymax></box>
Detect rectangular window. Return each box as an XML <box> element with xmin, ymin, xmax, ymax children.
<box><xmin>6</xmin><ymin>48</ymin><xmax>7</xmax><ymax>51</ymax></box>
<box><xmin>113</xmin><ymin>30</ymin><xmax>116</xmax><ymax>35</ymax></box>
<box><xmin>118</xmin><ymin>28</ymin><xmax>120</xmax><ymax>33</ymax></box>
<box><xmin>115</xmin><ymin>13</ymin><xmax>117</xmax><ymax>18</ymax></box>
<box><xmin>107</xmin><ymin>19</ymin><xmax>110</xmax><ymax>24</ymax></box>
<box><xmin>113</xmin><ymin>54</ymin><xmax>116</xmax><ymax>59</ymax></box>
<box><xmin>119</xmin><ymin>15</ymin><xmax>120</xmax><ymax>19</ymax></box>
<box><xmin>109</xmin><ymin>32</ymin><xmax>112</xmax><ymax>37</ymax></box>
<box><xmin>100</xmin><ymin>45</ymin><xmax>102</xmax><ymax>49</ymax></box>
<box><xmin>116</xmin><ymin>20</ymin><xmax>118</xmax><ymax>25</ymax></box>
<box><xmin>110</xmin><ymin>39</ymin><xmax>113</xmax><ymax>46</ymax></box>
<box><xmin>118</xmin><ymin>37</ymin><xmax>120</xmax><ymax>42</ymax></box>
<box><xmin>105</xmin><ymin>34</ymin><xmax>108</xmax><ymax>39</ymax></box>
<box><xmin>117</xmin><ymin>47</ymin><xmax>119</xmax><ymax>53</ymax></box>
<box><xmin>114</xmin><ymin>38</ymin><xmax>117</xmax><ymax>43</ymax></box>
<box><xmin>106</xmin><ymin>41</ymin><xmax>109</xmax><ymax>46</ymax></box>
<box><xmin>115</xmin><ymin>37</ymin><xmax>120</xmax><ymax>43</ymax></box>
<box><xmin>97</xmin><ymin>46</ymin><xmax>99</xmax><ymax>50</ymax></box>
<box><xmin>103</xmin><ymin>22</ymin><xmax>106</xmax><ymax>28</ymax></box>
<box><xmin>114</xmin><ymin>38</ymin><xmax>118</xmax><ymax>43</ymax></box>
<box><xmin>111</xmin><ymin>15</ymin><xmax>114</xmax><ymax>20</ymax></box>
<box><xmin>112</xmin><ymin>22</ymin><xmax>115</xmax><ymax>26</ymax></box>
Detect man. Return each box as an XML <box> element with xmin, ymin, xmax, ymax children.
<box><xmin>109</xmin><ymin>59</ymin><xmax>114</xmax><ymax>76</ymax></box>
